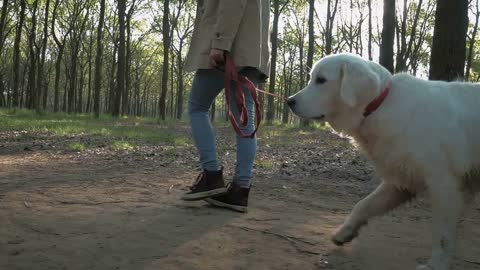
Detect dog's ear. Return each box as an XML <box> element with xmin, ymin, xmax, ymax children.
<box><xmin>340</xmin><ymin>62</ymin><xmax>380</xmax><ymax>107</ymax></box>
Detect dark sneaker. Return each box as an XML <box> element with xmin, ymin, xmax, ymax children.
<box><xmin>204</xmin><ymin>182</ymin><xmax>250</xmax><ymax>213</ymax></box>
<box><xmin>181</xmin><ymin>169</ymin><xmax>228</xmax><ymax>201</ymax></box>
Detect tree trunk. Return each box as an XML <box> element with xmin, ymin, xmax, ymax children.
<box><xmin>134</xmin><ymin>68</ymin><xmax>140</xmax><ymax>116</ymax></box>
<box><xmin>124</xmin><ymin>17</ymin><xmax>131</xmax><ymax>116</ymax></box>
<box><xmin>86</xmin><ymin>23</ymin><xmax>94</xmax><ymax>113</ymax></box>
<box><xmin>68</xmin><ymin>6</ymin><xmax>89</xmax><ymax>114</ymax></box>
<box><xmin>20</xmin><ymin>64</ymin><xmax>28</xmax><ymax>106</ymax></box>
<box><xmin>123</xmin><ymin>1</ymin><xmax>136</xmax><ymax>115</ymax></box>
<box><xmin>301</xmin><ymin>0</ymin><xmax>315</xmax><ymax>127</ymax></box>
<box><xmin>307</xmin><ymin>0</ymin><xmax>314</xmax><ymax>81</ymax></box>
<box><xmin>113</xmin><ymin>0</ymin><xmax>126</xmax><ymax>117</ymax></box>
<box><xmin>63</xmin><ymin>64</ymin><xmax>68</xmax><ymax>112</ymax></box>
<box><xmin>0</xmin><ymin>0</ymin><xmax>9</xmax><ymax>107</ymax></box>
<box><xmin>51</xmin><ymin>0</ymin><xmax>68</xmax><ymax>112</ymax></box>
<box><xmin>325</xmin><ymin>0</ymin><xmax>339</xmax><ymax>55</ymax></box>
<box><xmin>0</xmin><ymin>0</ymin><xmax>9</xmax><ymax>56</ymax></box>
<box><xmin>367</xmin><ymin>0</ymin><xmax>372</xmax><ymax>60</ymax></box>
<box><xmin>267</xmin><ymin>0</ymin><xmax>281</xmax><ymax>125</ymax></box>
<box><xmin>395</xmin><ymin>0</ymin><xmax>408</xmax><ymax>72</ymax></box>
<box><xmin>108</xmin><ymin>44</ymin><xmax>117</xmax><ymax>113</ymax></box>
<box><xmin>380</xmin><ymin>0</ymin><xmax>395</xmax><ymax>73</ymax></box>
<box><xmin>169</xmin><ymin>53</ymin><xmax>175</xmax><ymax>118</ymax></box>
<box><xmin>0</xmin><ymin>73</ymin><xmax>5</xmax><ymax>107</ymax></box>
<box><xmin>429</xmin><ymin>0</ymin><xmax>469</xmax><ymax>81</ymax></box>
<box><xmin>12</xmin><ymin>0</ymin><xmax>27</xmax><ymax>107</ymax></box>
<box><xmin>36</xmin><ymin>0</ymin><xmax>51</xmax><ymax>112</ymax></box>
<box><xmin>68</xmin><ymin>42</ymin><xmax>79</xmax><ymax>113</ymax></box>
<box><xmin>93</xmin><ymin>0</ymin><xmax>106</xmax><ymax>118</ymax></box>
<box><xmin>53</xmin><ymin>46</ymin><xmax>64</xmax><ymax>112</ymax></box>
<box><xmin>298</xmin><ymin>36</ymin><xmax>304</xmax><ymax>87</ymax></box>
<box><xmin>176</xmin><ymin>40</ymin><xmax>185</xmax><ymax>119</ymax></box>
<box><xmin>465</xmin><ymin>0</ymin><xmax>479</xmax><ymax>81</ymax></box>
<box><xmin>281</xmin><ymin>47</ymin><xmax>292</xmax><ymax>124</ymax></box>
<box><xmin>142</xmin><ymin>81</ymin><xmax>149</xmax><ymax>116</ymax></box>
<box><xmin>77</xmin><ymin>60</ymin><xmax>85</xmax><ymax>113</ymax></box>
<box><xmin>357</xmin><ymin>5</ymin><xmax>363</xmax><ymax>55</ymax></box>
<box><xmin>404</xmin><ymin>0</ymin><xmax>423</xmax><ymax>71</ymax></box>
<box><xmin>26</xmin><ymin>0</ymin><xmax>39</xmax><ymax>110</ymax></box>
<box><xmin>395</xmin><ymin>0</ymin><xmax>423</xmax><ymax>72</ymax></box>
<box><xmin>159</xmin><ymin>0</ymin><xmax>170</xmax><ymax>120</ymax></box>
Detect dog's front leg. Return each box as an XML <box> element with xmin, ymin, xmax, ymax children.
<box><xmin>416</xmin><ymin>174</ymin><xmax>464</xmax><ymax>270</ymax></box>
<box><xmin>332</xmin><ymin>182</ymin><xmax>413</xmax><ymax>245</ymax></box>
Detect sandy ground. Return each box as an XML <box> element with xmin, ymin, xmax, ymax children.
<box><xmin>1</xmin><ymin>126</ymin><xmax>480</xmax><ymax>270</ymax></box>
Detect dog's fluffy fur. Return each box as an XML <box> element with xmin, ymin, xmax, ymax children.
<box><xmin>288</xmin><ymin>53</ymin><xmax>480</xmax><ymax>270</ymax></box>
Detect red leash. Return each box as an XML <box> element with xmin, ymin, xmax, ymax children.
<box><xmin>254</xmin><ymin>87</ymin><xmax>288</xmax><ymax>101</ymax></box>
<box><xmin>223</xmin><ymin>54</ymin><xmax>286</xmax><ymax>138</ymax></box>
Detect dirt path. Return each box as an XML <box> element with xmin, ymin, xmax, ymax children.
<box><xmin>1</xmin><ymin>127</ymin><xmax>480</xmax><ymax>270</ymax></box>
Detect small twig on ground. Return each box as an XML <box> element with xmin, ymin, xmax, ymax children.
<box><xmin>384</xmin><ymin>234</ymin><xmax>401</xmax><ymax>239</ymax></box>
<box><xmin>57</xmin><ymin>200</ymin><xmax>148</xmax><ymax>205</ymax></box>
<box><xmin>226</xmin><ymin>224</ymin><xmax>321</xmax><ymax>255</ymax></box>
<box><xmin>293</xmin><ymin>246</ymin><xmax>322</xmax><ymax>256</ymax></box>
<box><xmin>247</xmin><ymin>217</ymin><xmax>281</xmax><ymax>222</ymax></box>
<box><xmin>464</xmin><ymin>259</ymin><xmax>480</xmax><ymax>266</ymax></box>
<box><xmin>168</xmin><ymin>184</ymin><xmax>174</xmax><ymax>194</ymax></box>
<box><xmin>24</xmin><ymin>201</ymin><xmax>30</xmax><ymax>208</ymax></box>
<box><xmin>26</xmin><ymin>225</ymin><xmax>61</xmax><ymax>236</ymax></box>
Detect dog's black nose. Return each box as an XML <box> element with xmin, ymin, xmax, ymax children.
<box><xmin>287</xmin><ymin>98</ymin><xmax>296</xmax><ymax>107</ymax></box>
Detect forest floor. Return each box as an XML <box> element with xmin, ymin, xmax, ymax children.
<box><xmin>1</xmin><ymin>109</ymin><xmax>480</xmax><ymax>270</ymax></box>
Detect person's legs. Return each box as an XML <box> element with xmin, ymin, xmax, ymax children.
<box><xmin>204</xmin><ymin>68</ymin><xmax>260</xmax><ymax>212</ymax></box>
<box><xmin>188</xmin><ymin>69</ymin><xmax>224</xmax><ymax>171</ymax></box>
<box><xmin>182</xmin><ymin>69</ymin><xmax>226</xmax><ymax>201</ymax></box>
<box><xmin>231</xmin><ymin>68</ymin><xmax>259</xmax><ymax>188</ymax></box>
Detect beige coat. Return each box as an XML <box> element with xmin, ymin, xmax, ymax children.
<box><xmin>185</xmin><ymin>0</ymin><xmax>270</xmax><ymax>79</ymax></box>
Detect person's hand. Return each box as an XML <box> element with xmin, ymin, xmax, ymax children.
<box><xmin>209</xmin><ymin>48</ymin><xmax>226</xmax><ymax>69</ymax></box>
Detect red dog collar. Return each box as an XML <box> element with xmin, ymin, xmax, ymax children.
<box><xmin>363</xmin><ymin>86</ymin><xmax>390</xmax><ymax>117</ymax></box>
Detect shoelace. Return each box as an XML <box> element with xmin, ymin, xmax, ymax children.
<box><xmin>190</xmin><ymin>171</ymin><xmax>206</xmax><ymax>191</ymax></box>
<box><xmin>224</xmin><ymin>182</ymin><xmax>233</xmax><ymax>190</ymax></box>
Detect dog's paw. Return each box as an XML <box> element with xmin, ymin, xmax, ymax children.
<box><xmin>331</xmin><ymin>224</ymin><xmax>358</xmax><ymax>246</ymax></box>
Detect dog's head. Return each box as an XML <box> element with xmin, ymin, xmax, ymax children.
<box><xmin>288</xmin><ymin>53</ymin><xmax>392</xmax><ymax>132</ymax></box>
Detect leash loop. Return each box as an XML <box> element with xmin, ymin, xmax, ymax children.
<box><xmin>224</xmin><ymin>54</ymin><xmax>261</xmax><ymax>138</ymax></box>
<box><xmin>223</xmin><ymin>53</ymin><xmax>286</xmax><ymax>138</ymax></box>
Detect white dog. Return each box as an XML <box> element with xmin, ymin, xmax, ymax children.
<box><xmin>287</xmin><ymin>53</ymin><xmax>480</xmax><ymax>270</ymax></box>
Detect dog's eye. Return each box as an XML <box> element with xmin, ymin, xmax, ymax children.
<box><xmin>316</xmin><ymin>77</ymin><xmax>326</xmax><ymax>84</ymax></box>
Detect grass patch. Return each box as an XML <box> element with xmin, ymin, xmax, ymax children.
<box><xmin>111</xmin><ymin>141</ymin><xmax>134</xmax><ymax>151</ymax></box>
<box><xmin>255</xmin><ymin>159</ymin><xmax>275</xmax><ymax>169</ymax></box>
<box><xmin>0</xmin><ymin>108</ymin><xmax>189</xmax><ymax>145</ymax></box>
<box><xmin>67</xmin><ymin>143</ymin><xmax>86</xmax><ymax>152</ymax></box>
<box><xmin>0</xmin><ymin>109</ymin><xmax>326</xmax><ymax>147</ymax></box>
<box><xmin>174</xmin><ymin>137</ymin><xmax>191</xmax><ymax>146</ymax></box>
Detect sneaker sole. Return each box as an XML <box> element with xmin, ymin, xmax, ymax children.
<box><xmin>181</xmin><ymin>187</ymin><xmax>228</xmax><ymax>201</ymax></box>
<box><xmin>204</xmin><ymin>198</ymin><xmax>248</xmax><ymax>213</ymax></box>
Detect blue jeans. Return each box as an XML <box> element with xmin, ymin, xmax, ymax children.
<box><xmin>188</xmin><ymin>68</ymin><xmax>259</xmax><ymax>188</ymax></box>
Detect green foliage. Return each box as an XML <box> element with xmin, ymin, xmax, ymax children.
<box><xmin>111</xmin><ymin>140</ymin><xmax>134</xmax><ymax>150</ymax></box>
<box><xmin>0</xmin><ymin>108</ymin><xmax>188</xmax><ymax>145</ymax></box>
<box><xmin>255</xmin><ymin>158</ymin><xmax>275</xmax><ymax>169</ymax></box>
<box><xmin>173</xmin><ymin>137</ymin><xmax>191</xmax><ymax>146</ymax></box>
<box><xmin>67</xmin><ymin>142</ymin><xmax>86</xmax><ymax>151</ymax></box>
